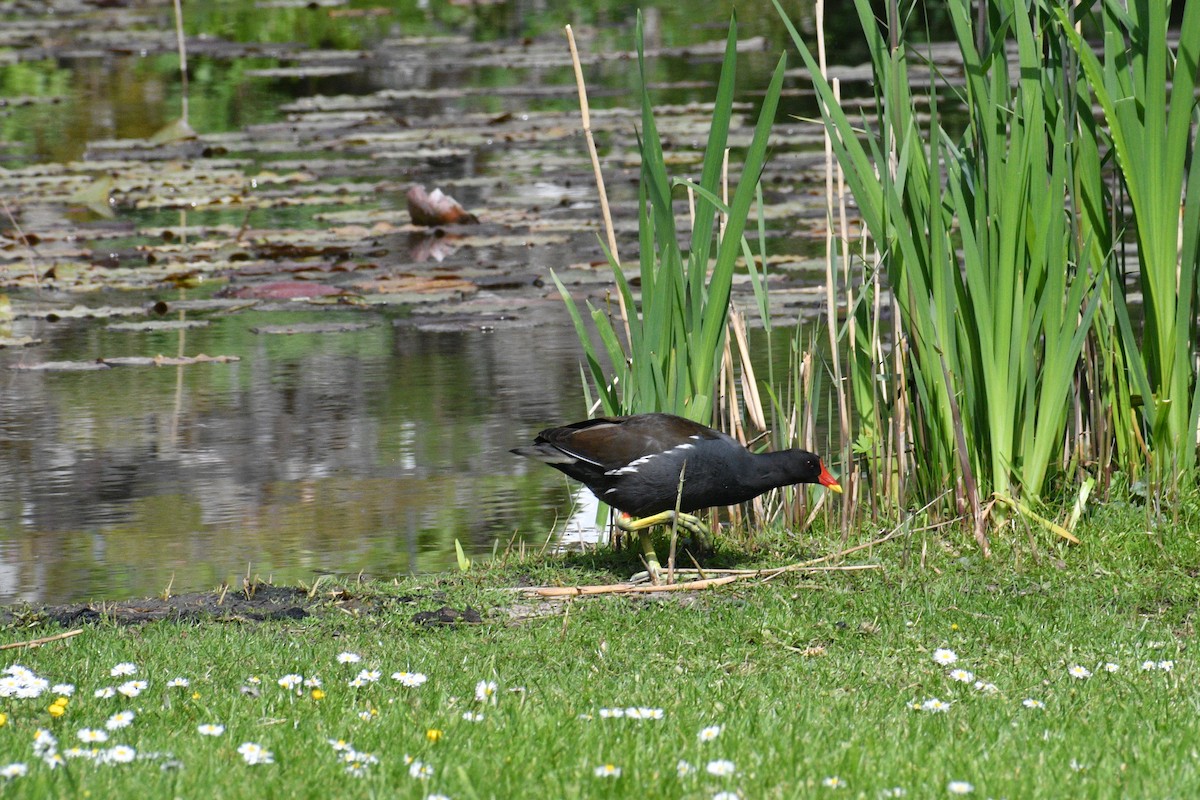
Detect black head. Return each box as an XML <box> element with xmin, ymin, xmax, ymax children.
<box><xmin>783</xmin><ymin>450</ymin><xmax>842</xmax><ymax>491</ymax></box>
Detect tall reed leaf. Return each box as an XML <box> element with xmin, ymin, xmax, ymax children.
<box><xmin>774</xmin><ymin>0</ymin><xmax>1102</xmax><ymax>519</ymax></box>
<box><xmin>1059</xmin><ymin>0</ymin><xmax>1200</xmax><ymax>483</ymax></box>
<box><xmin>556</xmin><ymin>12</ymin><xmax>786</xmax><ymax>424</ymax></box>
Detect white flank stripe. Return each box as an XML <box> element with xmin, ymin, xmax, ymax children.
<box><xmin>604</xmin><ymin>442</ymin><xmax>694</xmax><ymax>476</ymax></box>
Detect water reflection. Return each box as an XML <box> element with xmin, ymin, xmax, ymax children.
<box><xmin>0</xmin><ymin>308</ymin><xmax>590</xmax><ymax>603</ymax></box>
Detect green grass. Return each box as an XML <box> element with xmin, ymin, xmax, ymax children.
<box><xmin>2</xmin><ymin>502</ymin><xmax>1199</xmax><ymax>798</ymax></box>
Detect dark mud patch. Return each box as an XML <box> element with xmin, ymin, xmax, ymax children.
<box><xmin>2</xmin><ymin>585</ymin><xmax>316</xmax><ymax>627</ymax></box>
<box><xmin>0</xmin><ymin>584</ymin><xmax>482</xmax><ymax>628</ymax></box>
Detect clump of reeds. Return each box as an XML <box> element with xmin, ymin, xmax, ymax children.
<box><xmin>775</xmin><ymin>0</ymin><xmax>1198</xmax><ymax>544</ymax></box>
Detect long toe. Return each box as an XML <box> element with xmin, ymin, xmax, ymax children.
<box><xmin>638</xmin><ymin>530</ymin><xmax>663</xmax><ymax>585</ymax></box>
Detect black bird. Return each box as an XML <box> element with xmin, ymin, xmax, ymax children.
<box><xmin>512</xmin><ymin>413</ymin><xmax>841</xmax><ymax>579</ymax></box>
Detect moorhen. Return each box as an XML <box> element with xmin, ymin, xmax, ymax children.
<box><xmin>512</xmin><ymin>413</ymin><xmax>841</xmax><ymax>579</ymax></box>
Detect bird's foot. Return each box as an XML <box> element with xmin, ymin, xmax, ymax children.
<box><xmin>615</xmin><ymin>510</ymin><xmax>709</xmax><ymax>538</ymax></box>
<box><xmin>617</xmin><ymin>511</ymin><xmax>709</xmax><ymax>584</ymax></box>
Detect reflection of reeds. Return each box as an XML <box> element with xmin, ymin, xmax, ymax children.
<box><xmin>152</xmin><ymin>0</ymin><xmax>196</xmax><ymax>144</ymax></box>
<box><xmin>172</xmin><ymin>0</ymin><xmax>190</xmax><ymax>129</ymax></box>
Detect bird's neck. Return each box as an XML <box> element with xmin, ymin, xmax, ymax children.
<box><xmin>744</xmin><ymin>450</ymin><xmax>798</xmax><ymax>491</ymax></box>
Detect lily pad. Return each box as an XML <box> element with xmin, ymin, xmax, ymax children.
<box><xmin>0</xmin><ymin>335</ymin><xmax>41</xmax><ymax>348</ymax></box>
<box><xmin>8</xmin><ymin>353</ymin><xmax>240</xmax><ymax>370</ymax></box>
<box><xmin>17</xmin><ymin>305</ymin><xmax>153</xmax><ymax>321</ymax></box>
<box><xmin>223</xmin><ymin>281</ymin><xmax>347</xmax><ymax>300</ymax></box>
<box><xmin>100</xmin><ymin>354</ymin><xmax>241</xmax><ymax>367</ymax></box>
<box><xmin>9</xmin><ymin>360</ymin><xmax>112</xmax><ymax>371</ymax></box>
<box><xmin>351</xmin><ymin>273</ymin><xmax>477</xmax><ymax>298</ymax></box>
<box><xmin>107</xmin><ymin>320</ymin><xmax>211</xmax><ymax>331</ymax></box>
<box><xmin>243</xmin><ymin>67</ymin><xmax>361</xmax><ymax>79</ymax></box>
<box><xmin>249</xmin><ymin>322</ymin><xmax>375</xmax><ymax>335</ymax></box>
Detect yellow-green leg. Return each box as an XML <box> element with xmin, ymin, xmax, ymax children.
<box><xmin>617</xmin><ymin>511</ymin><xmax>710</xmax><ymax>583</ymax></box>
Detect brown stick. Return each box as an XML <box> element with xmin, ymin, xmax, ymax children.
<box><xmin>517</xmin><ymin>500</ymin><xmax>959</xmax><ymax>598</ymax></box>
<box><xmin>523</xmin><ymin>575</ymin><xmax>738</xmax><ymax>597</ymax></box>
<box><xmin>0</xmin><ymin>628</ymin><xmax>84</xmax><ymax>651</ymax></box>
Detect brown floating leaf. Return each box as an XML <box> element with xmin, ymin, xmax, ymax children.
<box><xmin>352</xmin><ymin>273</ymin><xmax>477</xmax><ymax>296</ymax></box>
<box><xmin>406</xmin><ymin>184</ymin><xmax>479</xmax><ymax>226</ymax></box>
<box><xmin>222</xmin><ymin>281</ymin><xmax>345</xmax><ymax>300</ymax></box>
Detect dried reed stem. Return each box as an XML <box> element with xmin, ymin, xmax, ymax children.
<box><xmin>816</xmin><ymin>4</ymin><xmax>851</xmax><ymax>477</ymax></box>
<box><xmin>522</xmin><ymin>575</ymin><xmax>739</xmax><ymax>597</ymax></box>
<box><xmin>565</xmin><ymin>25</ymin><xmax>630</xmax><ymax>347</ymax></box>
<box><xmin>0</xmin><ymin>628</ymin><xmax>83</xmax><ymax>651</ymax></box>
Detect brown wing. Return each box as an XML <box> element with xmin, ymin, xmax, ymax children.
<box><xmin>536</xmin><ymin>413</ymin><xmax>722</xmax><ymax>471</ymax></box>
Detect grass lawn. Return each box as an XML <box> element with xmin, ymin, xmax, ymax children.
<box><xmin>1</xmin><ymin>498</ymin><xmax>1198</xmax><ymax>798</ymax></box>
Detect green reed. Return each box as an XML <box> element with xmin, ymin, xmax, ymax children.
<box><xmin>1059</xmin><ymin>0</ymin><xmax>1200</xmax><ymax>490</ymax></box>
<box><xmin>555</xmin><ymin>12</ymin><xmax>785</xmax><ymax>425</ymax></box>
<box><xmin>775</xmin><ymin>0</ymin><xmax>1120</xmax><ymax>538</ymax></box>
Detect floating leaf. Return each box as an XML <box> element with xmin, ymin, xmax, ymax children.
<box><xmin>101</xmin><ymin>354</ymin><xmax>240</xmax><ymax>367</ymax></box>
<box><xmin>0</xmin><ymin>335</ymin><xmax>41</xmax><ymax>348</ymax></box>
<box><xmin>69</xmin><ymin>175</ymin><xmax>117</xmax><ymax>218</ymax></box>
<box><xmin>17</xmin><ymin>305</ymin><xmax>152</xmax><ymax>321</ymax></box>
<box><xmin>222</xmin><ymin>281</ymin><xmax>346</xmax><ymax>300</ymax></box>
<box><xmin>8</xmin><ymin>360</ymin><xmax>111</xmax><ymax>371</ymax></box>
<box><xmin>107</xmin><ymin>320</ymin><xmax>211</xmax><ymax>331</ymax></box>
<box><xmin>8</xmin><ymin>353</ymin><xmax>239</xmax><ymax>370</ymax></box>
<box><xmin>351</xmin><ymin>273</ymin><xmax>477</xmax><ymax>299</ymax></box>
<box><xmin>249</xmin><ymin>322</ymin><xmax>375</xmax><ymax>335</ymax></box>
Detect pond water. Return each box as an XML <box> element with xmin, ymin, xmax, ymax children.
<box><xmin>0</xmin><ymin>300</ymin><xmax>596</xmax><ymax>604</ymax></box>
<box><xmin>0</xmin><ymin>1</ymin><xmax>874</xmax><ymax>604</ymax></box>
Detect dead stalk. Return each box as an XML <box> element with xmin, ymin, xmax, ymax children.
<box><xmin>565</xmin><ymin>25</ymin><xmax>629</xmax><ymax>346</ymax></box>
<box><xmin>667</xmin><ymin>461</ymin><xmax>687</xmax><ymax>584</ymax></box>
<box><xmin>524</xmin><ymin>575</ymin><xmax>739</xmax><ymax>597</ymax></box>
<box><xmin>817</xmin><ymin>2</ymin><xmax>852</xmax><ymax>532</ymax></box>
<box><xmin>0</xmin><ymin>629</ymin><xmax>84</xmax><ymax>651</ymax></box>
